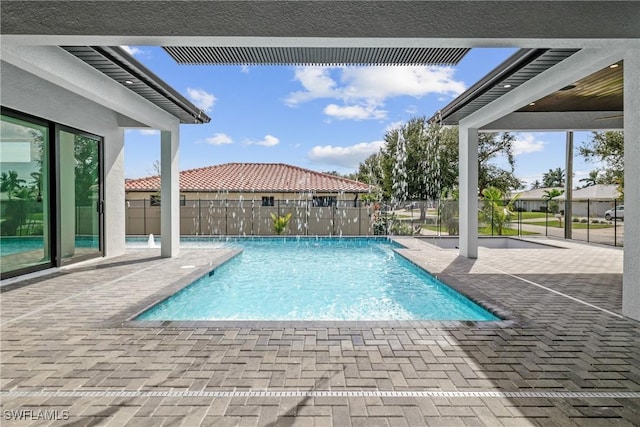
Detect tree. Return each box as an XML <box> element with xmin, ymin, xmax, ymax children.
<box><xmin>477</xmin><ymin>132</ymin><xmax>523</xmax><ymax>194</ymax></box>
<box><xmin>542</xmin><ymin>168</ymin><xmax>565</xmax><ymax>188</ymax></box>
<box><xmin>74</xmin><ymin>136</ymin><xmax>99</xmax><ymax>207</ymax></box>
<box><xmin>0</xmin><ymin>170</ymin><xmax>26</xmax><ymax>200</ymax></box>
<box><xmin>353</xmin><ymin>117</ymin><xmax>521</xmax><ymax>202</ymax></box>
<box><xmin>578</xmin><ymin>170</ymin><xmax>600</xmax><ymax>188</ymax></box>
<box><xmin>543</xmin><ymin>188</ymin><xmax>564</xmax><ymax>214</ymax></box>
<box><xmin>579</xmin><ymin>131</ymin><xmax>624</xmax><ymax>196</ymax></box>
<box><xmin>530</xmin><ymin>179</ymin><xmax>542</xmax><ymax>190</ymax></box>
<box><xmin>480</xmin><ymin>186</ymin><xmax>519</xmax><ymax>235</ymax></box>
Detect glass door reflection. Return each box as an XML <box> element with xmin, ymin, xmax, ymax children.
<box><xmin>58</xmin><ymin>129</ymin><xmax>102</xmax><ymax>263</ymax></box>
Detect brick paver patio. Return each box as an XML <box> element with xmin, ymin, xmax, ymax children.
<box><xmin>1</xmin><ymin>237</ymin><xmax>639</xmax><ymax>426</ymax></box>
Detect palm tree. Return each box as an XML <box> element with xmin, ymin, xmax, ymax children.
<box><xmin>481</xmin><ymin>186</ymin><xmax>519</xmax><ymax>235</ymax></box>
<box><xmin>579</xmin><ymin>170</ymin><xmax>599</xmax><ymax>188</ymax></box>
<box><xmin>542</xmin><ymin>168</ymin><xmax>565</xmax><ymax>188</ymax></box>
<box><xmin>0</xmin><ymin>170</ymin><xmax>26</xmax><ymax>200</ymax></box>
<box><xmin>530</xmin><ymin>179</ymin><xmax>542</xmax><ymax>190</ymax></box>
<box><xmin>543</xmin><ymin>188</ymin><xmax>564</xmax><ymax>214</ymax></box>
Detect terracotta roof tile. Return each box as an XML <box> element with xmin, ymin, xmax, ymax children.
<box><xmin>125</xmin><ymin>163</ymin><xmax>371</xmax><ymax>193</ymax></box>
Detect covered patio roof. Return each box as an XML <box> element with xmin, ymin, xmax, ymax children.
<box><xmin>432</xmin><ymin>48</ymin><xmax>623</xmax><ymax>131</ymax></box>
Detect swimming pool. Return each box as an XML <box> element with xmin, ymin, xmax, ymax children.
<box><xmin>136</xmin><ymin>237</ymin><xmax>499</xmax><ymax>321</ymax></box>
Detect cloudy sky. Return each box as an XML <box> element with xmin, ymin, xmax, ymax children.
<box><xmin>123</xmin><ymin>46</ymin><xmax>597</xmax><ymax>188</ymax></box>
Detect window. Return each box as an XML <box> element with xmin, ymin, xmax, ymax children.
<box><xmin>262</xmin><ymin>196</ymin><xmax>274</xmax><ymax>207</ymax></box>
<box><xmin>150</xmin><ymin>194</ymin><xmax>186</xmax><ymax>207</ymax></box>
<box><xmin>1</xmin><ymin>113</ymin><xmax>51</xmax><ymax>275</ymax></box>
<box><xmin>312</xmin><ymin>196</ymin><xmax>336</xmax><ymax>207</ymax></box>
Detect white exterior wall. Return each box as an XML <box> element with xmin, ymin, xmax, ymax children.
<box><xmin>1</xmin><ymin>46</ymin><xmax>181</xmax><ymax>260</ymax></box>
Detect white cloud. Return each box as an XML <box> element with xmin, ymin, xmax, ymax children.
<box><xmin>186</xmin><ymin>88</ymin><xmax>216</xmax><ymax>112</ymax></box>
<box><xmin>287</xmin><ymin>66</ymin><xmax>465</xmax><ymax>105</ymax></box>
<box><xmin>308</xmin><ymin>141</ymin><xmax>384</xmax><ymax>169</ymax></box>
<box><xmin>323</xmin><ymin>104</ymin><xmax>387</xmax><ymax>121</ymax></box>
<box><xmin>513</xmin><ymin>133</ymin><xmax>547</xmax><ymax>156</ymax></box>
<box><xmin>240</xmin><ymin>65</ymin><xmax>250</xmax><ymax>74</ymax></box>
<box><xmin>405</xmin><ymin>105</ymin><xmax>419</xmax><ymax>115</ymax></box>
<box><xmin>247</xmin><ymin>134</ymin><xmax>280</xmax><ymax>147</ymax></box>
<box><xmin>205</xmin><ymin>133</ymin><xmax>233</xmax><ymax>145</ymax></box>
<box><xmin>139</xmin><ymin>129</ymin><xmax>160</xmax><ymax>136</ymax></box>
<box><xmin>120</xmin><ymin>46</ymin><xmax>144</xmax><ymax>56</ymax></box>
<box><xmin>286</xmin><ymin>65</ymin><xmax>465</xmax><ymax>122</ymax></box>
<box><xmin>385</xmin><ymin>121</ymin><xmax>405</xmax><ymax>133</ymax></box>
<box><xmin>285</xmin><ymin>67</ymin><xmax>340</xmax><ymax>106</ymax></box>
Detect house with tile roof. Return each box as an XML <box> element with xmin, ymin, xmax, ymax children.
<box><xmin>125</xmin><ymin>163</ymin><xmax>374</xmax><ymax>236</ymax></box>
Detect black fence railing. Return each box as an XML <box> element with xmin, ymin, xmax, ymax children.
<box><xmin>125</xmin><ymin>197</ymin><xmax>624</xmax><ymax>246</ymax></box>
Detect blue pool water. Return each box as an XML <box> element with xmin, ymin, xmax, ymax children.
<box><xmin>136</xmin><ymin>238</ymin><xmax>498</xmax><ymax>321</ymax></box>
<box><xmin>0</xmin><ymin>236</ymin><xmax>99</xmax><ymax>256</ymax></box>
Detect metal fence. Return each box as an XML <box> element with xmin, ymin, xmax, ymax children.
<box><xmin>125</xmin><ymin>199</ymin><xmax>374</xmax><ymax>236</ymax></box>
<box><xmin>125</xmin><ymin>197</ymin><xmax>624</xmax><ymax>247</ymax></box>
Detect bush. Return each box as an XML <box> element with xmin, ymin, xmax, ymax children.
<box><xmin>572</xmin><ymin>217</ymin><xmax>579</xmax><ymax>222</ymax></box>
<box><xmin>390</xmin><ymin>221</ymin><xmax>414</xmax><ymax>236</ymax></box>
<box><xmin>592</xmin><ymin>219</ymin><xmax>601</xmax><ymax>224</ymax></box>
<box><xmin>580</xmin><ymin>218</ymin><xmax>588</xmax><ymax>223</ymax></box>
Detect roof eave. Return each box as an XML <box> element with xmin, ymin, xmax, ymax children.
<box><xmin>430</xmin><ymin>48</ymin><xmax>548</xmax><ymax>125</ymax></box>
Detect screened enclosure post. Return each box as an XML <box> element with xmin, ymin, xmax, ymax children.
<box><xmin>198</xmin><ymin>199</ymin><xmax>202</xmax><ymax>235</ymax></box>
<box><xmin>225</xmin><ymin>201</ymin><xmax>228</xmax><ymax>236</ymax></box>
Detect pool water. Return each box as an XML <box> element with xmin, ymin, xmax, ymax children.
<box><xmin>136</xmin><ymin>238</ymin><xmax>499</xmax><ymax>321</ymax></box>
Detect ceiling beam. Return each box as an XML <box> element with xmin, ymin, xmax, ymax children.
<box><xmin>481</xmin><ymin>111</ymin><xmax>623</xmax><ymax>132</ymax></box>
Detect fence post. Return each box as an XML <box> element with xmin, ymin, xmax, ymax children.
<box><xmin>225</xmin><ymin>200</ymin><xmax>228</xmax><ymax>236</ymax></box>
<box><xmin>198</xmin><ymin>199</ymin><xmax>202</xmax><ymax>235</ymax></box>
<box><xmin>545</xmin><ymin>201</ymin><xmax>548</xmax><ymax>236</ymax></box>
<box><xmin>143</xmin><ymin>198</ymin><xmax>147</xmax><ymax>236</ymax></box>
<box><xmin>587</xmin><ymin>198</ymin><xmax>590</xmax><ymax>243</ymax></box>
<box><xmin>614</xmin><ymin>198</ymin><xmax>617</xmax><ymax>246</ymax></box>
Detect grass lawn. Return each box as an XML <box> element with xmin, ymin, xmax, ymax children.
<box><xmin>518</xmin><ymin>212</ymin><xmax>549</xmax><ymax>220</ymax></box>
<box><xmin>422</xmin><ymin>224</ymin><xmax>538</xmax><ymax>236</ymax></box>
<box><xmin>532</xmin><ymin>220</ymin><xmax>614</xmax><ymax>229</ymax></box>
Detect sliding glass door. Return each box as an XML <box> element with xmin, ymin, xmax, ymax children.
<box><xmin>0</xmin><ymin>114</ymin><xmax>52</xmax><ymax>275</ymax></box>
<box><xmin>58</xmin><ymin>128</ymin><xmax>103</xmax><ymax>264</ymax></box>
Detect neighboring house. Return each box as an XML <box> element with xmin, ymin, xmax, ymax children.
<box><xmin>512</xmin><ymin>187</ymin><xmax>564</xmax><ymax>212</ymax></box>
<box><xmin>553</xmin><ymin>184</ymin><xmax>622</xmax><ymax>217</ymax></box>
<box><xmin>124</xmin><ymin>163</ymin><xmax>373</xmax><ymax>236</ymax></box>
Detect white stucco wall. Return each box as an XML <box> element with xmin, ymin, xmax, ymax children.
<box><xmin>1</xmin><ymin>46</ymin><xmax>183</xmax><ymax>260</ymax></box>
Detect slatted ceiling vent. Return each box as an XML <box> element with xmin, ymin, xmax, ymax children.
<box><xmin>163</xmin><ymin>46</ymin><xmax>471</xmax><ymax>66</ymax></box>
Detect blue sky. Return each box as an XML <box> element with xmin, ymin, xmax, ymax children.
<box><xmin>123</xmin><ymin>46</ymin><xmax>598</xmax><ymax>188</ymax></box>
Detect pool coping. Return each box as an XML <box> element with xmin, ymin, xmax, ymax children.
<box><xmin>113</xmin><ymin>248</ymin><xmax>243</xmax><ymax>328</ymax></box>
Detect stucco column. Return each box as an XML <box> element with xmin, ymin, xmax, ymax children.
<box><xmin>622</xmin><ymin>50</ymin><xmax>640</xmax><ymax>321</ymax></box>
<box><xmin>161</xmin><ymin>128</ymin><xmax>180</xmax><ymax>258</ymax></box>
<box><xmin>459</xmin><ymin>125</ymin><xmax>478</xmax><ymax>259</ymax></box>
<box><xmin>103</xmin><ymin>128</ymin><xmax>125</xmax><ymax>257</ymax></box>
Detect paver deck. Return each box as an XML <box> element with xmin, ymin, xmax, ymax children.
<box><xmin>1</xmin><ymin>237</ymin><xmax>639</xmax><ymax>426</ymax></box>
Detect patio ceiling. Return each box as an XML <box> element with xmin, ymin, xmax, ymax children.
<box><xmin>62</xmin><ymin>46</ymin><xmax>211</xmax><ymax>124</ymax></box>
<box><xmin>433</xmin><ymin>48</ymin><xmax>624</xmax><ymax>131</ymax></box>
